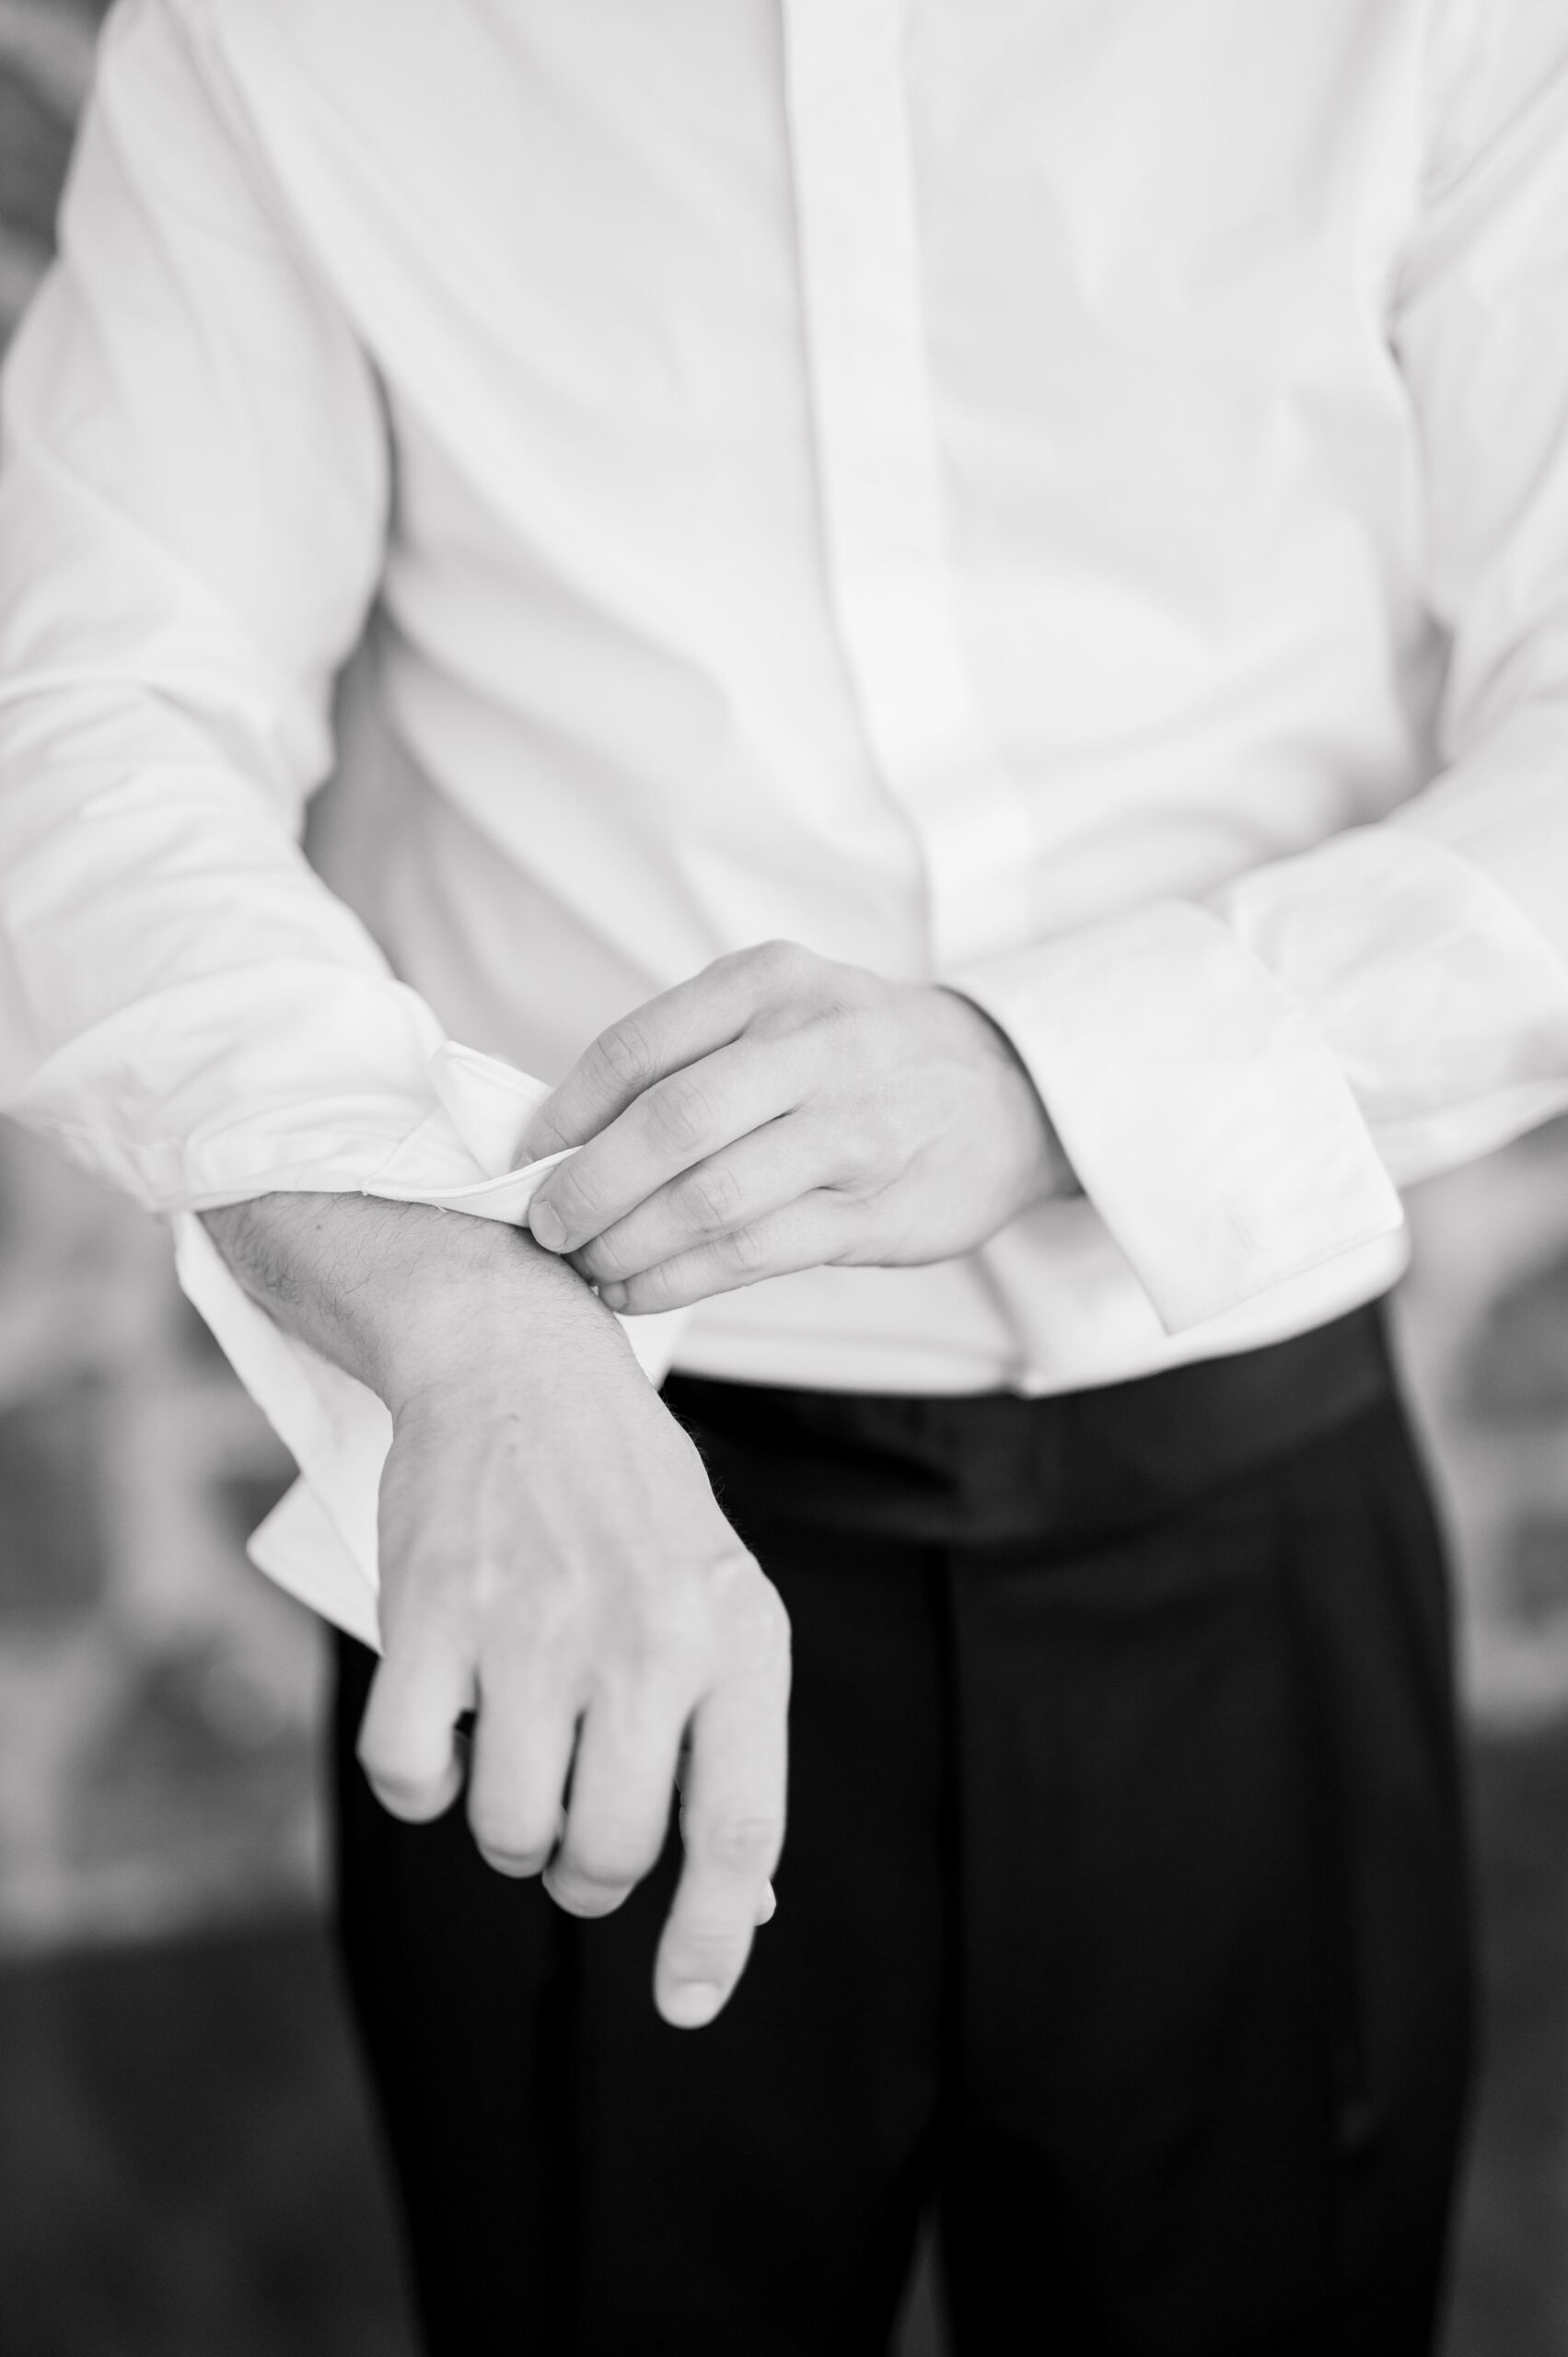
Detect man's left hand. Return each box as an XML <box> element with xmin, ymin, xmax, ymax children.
<box><xmin>519</xmin><ymin>941</ymin><xmax>1074</xmax><ymax>1313</ymax></box>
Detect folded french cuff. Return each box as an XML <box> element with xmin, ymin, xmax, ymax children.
<box><xmin>364</xmin><ymin>1043</ymin><xmax>572</xmax><ymax>1224</ymax></box>
<box><xmin>951</xmin><ymin>899</ymin><xmax>1404</xmax><ymax>1333</ymax></box>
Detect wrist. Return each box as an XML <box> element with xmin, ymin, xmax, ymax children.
<box><xmin>377</xmin><ymin>1225</ymin><xmax>628</xmax><ymax>1420</ymax></box>
<box><xmin>936</xmin><ymin>985</ymin><xmax>1080</xmax><ymax>1204</ymax></box>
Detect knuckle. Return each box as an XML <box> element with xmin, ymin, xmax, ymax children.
<box><xmin>800</xmin><ymin>970</ymin><xmax>877</xmax><ymax>1051</ymax></box>
<box><xmin>575</xmin><ymin>1231</ymin><xmax>629</xmax><ymax>1284</ymax></box>
<box><xmin>827</xmin><ymin>961</ymin><xmax>878</xmax><ymax>1015</ymax></box>
<box><xmin>837</xmin><ymin>1143</ymin><xmax>897</xmax><ymax>1206</ymax></box>
<box><xmin>707</xmin><ymin>1810</ymin><xmax>783</xmax><ymax>1866</ymax></box>
<box><xmin>540</xmin><ymin>1158</ymin><xmax>596</xmax><ymax>1237</ymax></box>
<box><xmin>699</xmin><ymin>1812</ymin><xmax>784</xmax><ymax>1874</ymax></box>
<box><xmin>717</xmin><ymin>1222</ymin><xmax>770</xmax><ymax>1274</ymax></box>
<box><xmin>750</xmin><ymin>1574</ymin><xmax>793</xmax><ymax>1653</ymax></box>
<box><xmin>587</xmin><ymin>1018</ymin><xmax>655</xmax><ymax>1095</ymax></box>
<box><xmin>630</xmin><ymin>1582</ymin><xmax>710</xmax><ymax>1672</ymax></box>
<box><xmin>716</xmin><ymin>1563</ymin><xmax>793</xmax><ymax>1670</ymax></box>
<box><xmin>830</xmin><ymin>1135</ymin><xmax>878</xmax><ymax>1190</ymax></box>
<box><xmin>615</xmin><ymin>1266</ymin><xmax>673</xmax><ymax>1316</ymax></box>
<box><xmin>748</xmin><ymin>937</ymin><xmax>814</xmax><ymax>991</ymax></box>
<box><xmin>675</xmin><ymin>1160</ymin><xmax>743</xmax><ymax>1234</ymax></box>
<box><xmin>646</xmin><ymin>1076</ymin><xmax>714</xmax><ymax>1156</ymax></box>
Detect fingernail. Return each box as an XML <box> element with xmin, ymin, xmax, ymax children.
<box><xmin>599</xmin><ymin>1281</ymin><xmax>629</xmax><ymax>1311</ymax></box>
<box><xmin>529</xmin><ymin>1198</ymin><xmax>566</xmax><ymax>1252</ymax></box>
<box><xmin>663</xmin><ymin>1980</ymin><xmax>724</xmax><ymax>2029</ymax></box>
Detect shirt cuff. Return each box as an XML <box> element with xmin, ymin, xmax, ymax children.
<box><xmin>175</xmin><ymin>1039</ymin><xmax>694</xmax><ymax>1641</ymax></box>
<box><xmin>949</xmin><ymin>898</ymin><xmax>1404</xmax><ymax>1332</ymax></box>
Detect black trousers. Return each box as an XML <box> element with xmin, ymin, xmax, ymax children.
<box><xmin>331</xmin><ymin>1305</ymin><xmax>1473</xmax><ymax>2356</ymax></box>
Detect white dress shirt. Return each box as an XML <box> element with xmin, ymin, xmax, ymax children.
<box><xmin>4</xmin><ymin>0</ymin><xmax>1568</xmax><ymax>1640</ymax></box>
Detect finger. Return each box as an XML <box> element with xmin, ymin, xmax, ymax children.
<box><xmin>466</xmin><ymin>1666</ymin><xmax>578</xmax><ymax>1876</ymax></box>
<box><xmin>543</xmin><ymin>1688</ymin><xmax>686</xmax><ymax>1919</ymax></box>
<box><xmin>528</xmin><ymin>1034</ymin><xmax>810</xmax><ymax>1257</ymax></box>
<box><xmin>357</xmin><ymin>1620</ymin><xmax>474</xmax><ymax>1825</ymax></box>
<box><xmin>573</xmin><ymin>1117</ymin><xmax>830</xmax><ymax>1287</ymax></box>
<box><xmin>601</xmin><ymin>1195</ymin><xmax>851</xmax><ymax>1317</ymax></box>
<box><xmin>656</xmin><ymin>1660</ymin><xmax>789</xmax><ymax>2029</ymax></box>
<box><xmin>518</xmin><ymin>946</ymin><xmax>809</xmax><ymax>1161</ymax></box>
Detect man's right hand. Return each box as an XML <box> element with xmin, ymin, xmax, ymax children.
<box><xmin>202</xmin><ymin>1191</ymin><xmax>790</xmax><ymax>2028</ymax></box>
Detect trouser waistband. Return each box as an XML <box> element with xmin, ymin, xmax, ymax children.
<box><xmin>662</xmin><ymin>1299</ymin><xmax>1398</xmax><ymax>1550</ymax></box>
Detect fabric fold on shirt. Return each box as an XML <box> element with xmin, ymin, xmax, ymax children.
<box><xmin>951</xmin><ymin>900</ymin><xmax>1407</xmax><ymax>1332</ymax></box>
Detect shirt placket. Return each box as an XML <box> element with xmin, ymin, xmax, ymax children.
<box><xmin>780</xmin><ymin>0</ymin><xmax>1036</xmax><ymax>975</ymax></box>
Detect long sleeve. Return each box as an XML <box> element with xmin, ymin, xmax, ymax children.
<box><xmin>0</xmin><ymin>0</ymin><xmax>684</xmax><ymax>1637</ymax></box>
<box><xmin>957</xmin><ymin>0</ymin><xmax>1568</xmax><ymax>1336</ymax></box>
<box><xmin>0</xmin><ymin>0</ymin><xmax>488</xmax><ymax>1207</ymax></box>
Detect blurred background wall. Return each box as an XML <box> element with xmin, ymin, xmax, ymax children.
<box><xmin>5</xmin><ymin>6</ymin><xmax>1568</xmax><ymax>2352</ymax></box>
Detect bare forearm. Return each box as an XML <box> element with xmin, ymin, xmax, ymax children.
<box><xmin>201</xmin><ymin>1190</ymin><xmax>622</xmax><ymax>1411</ymax></box>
